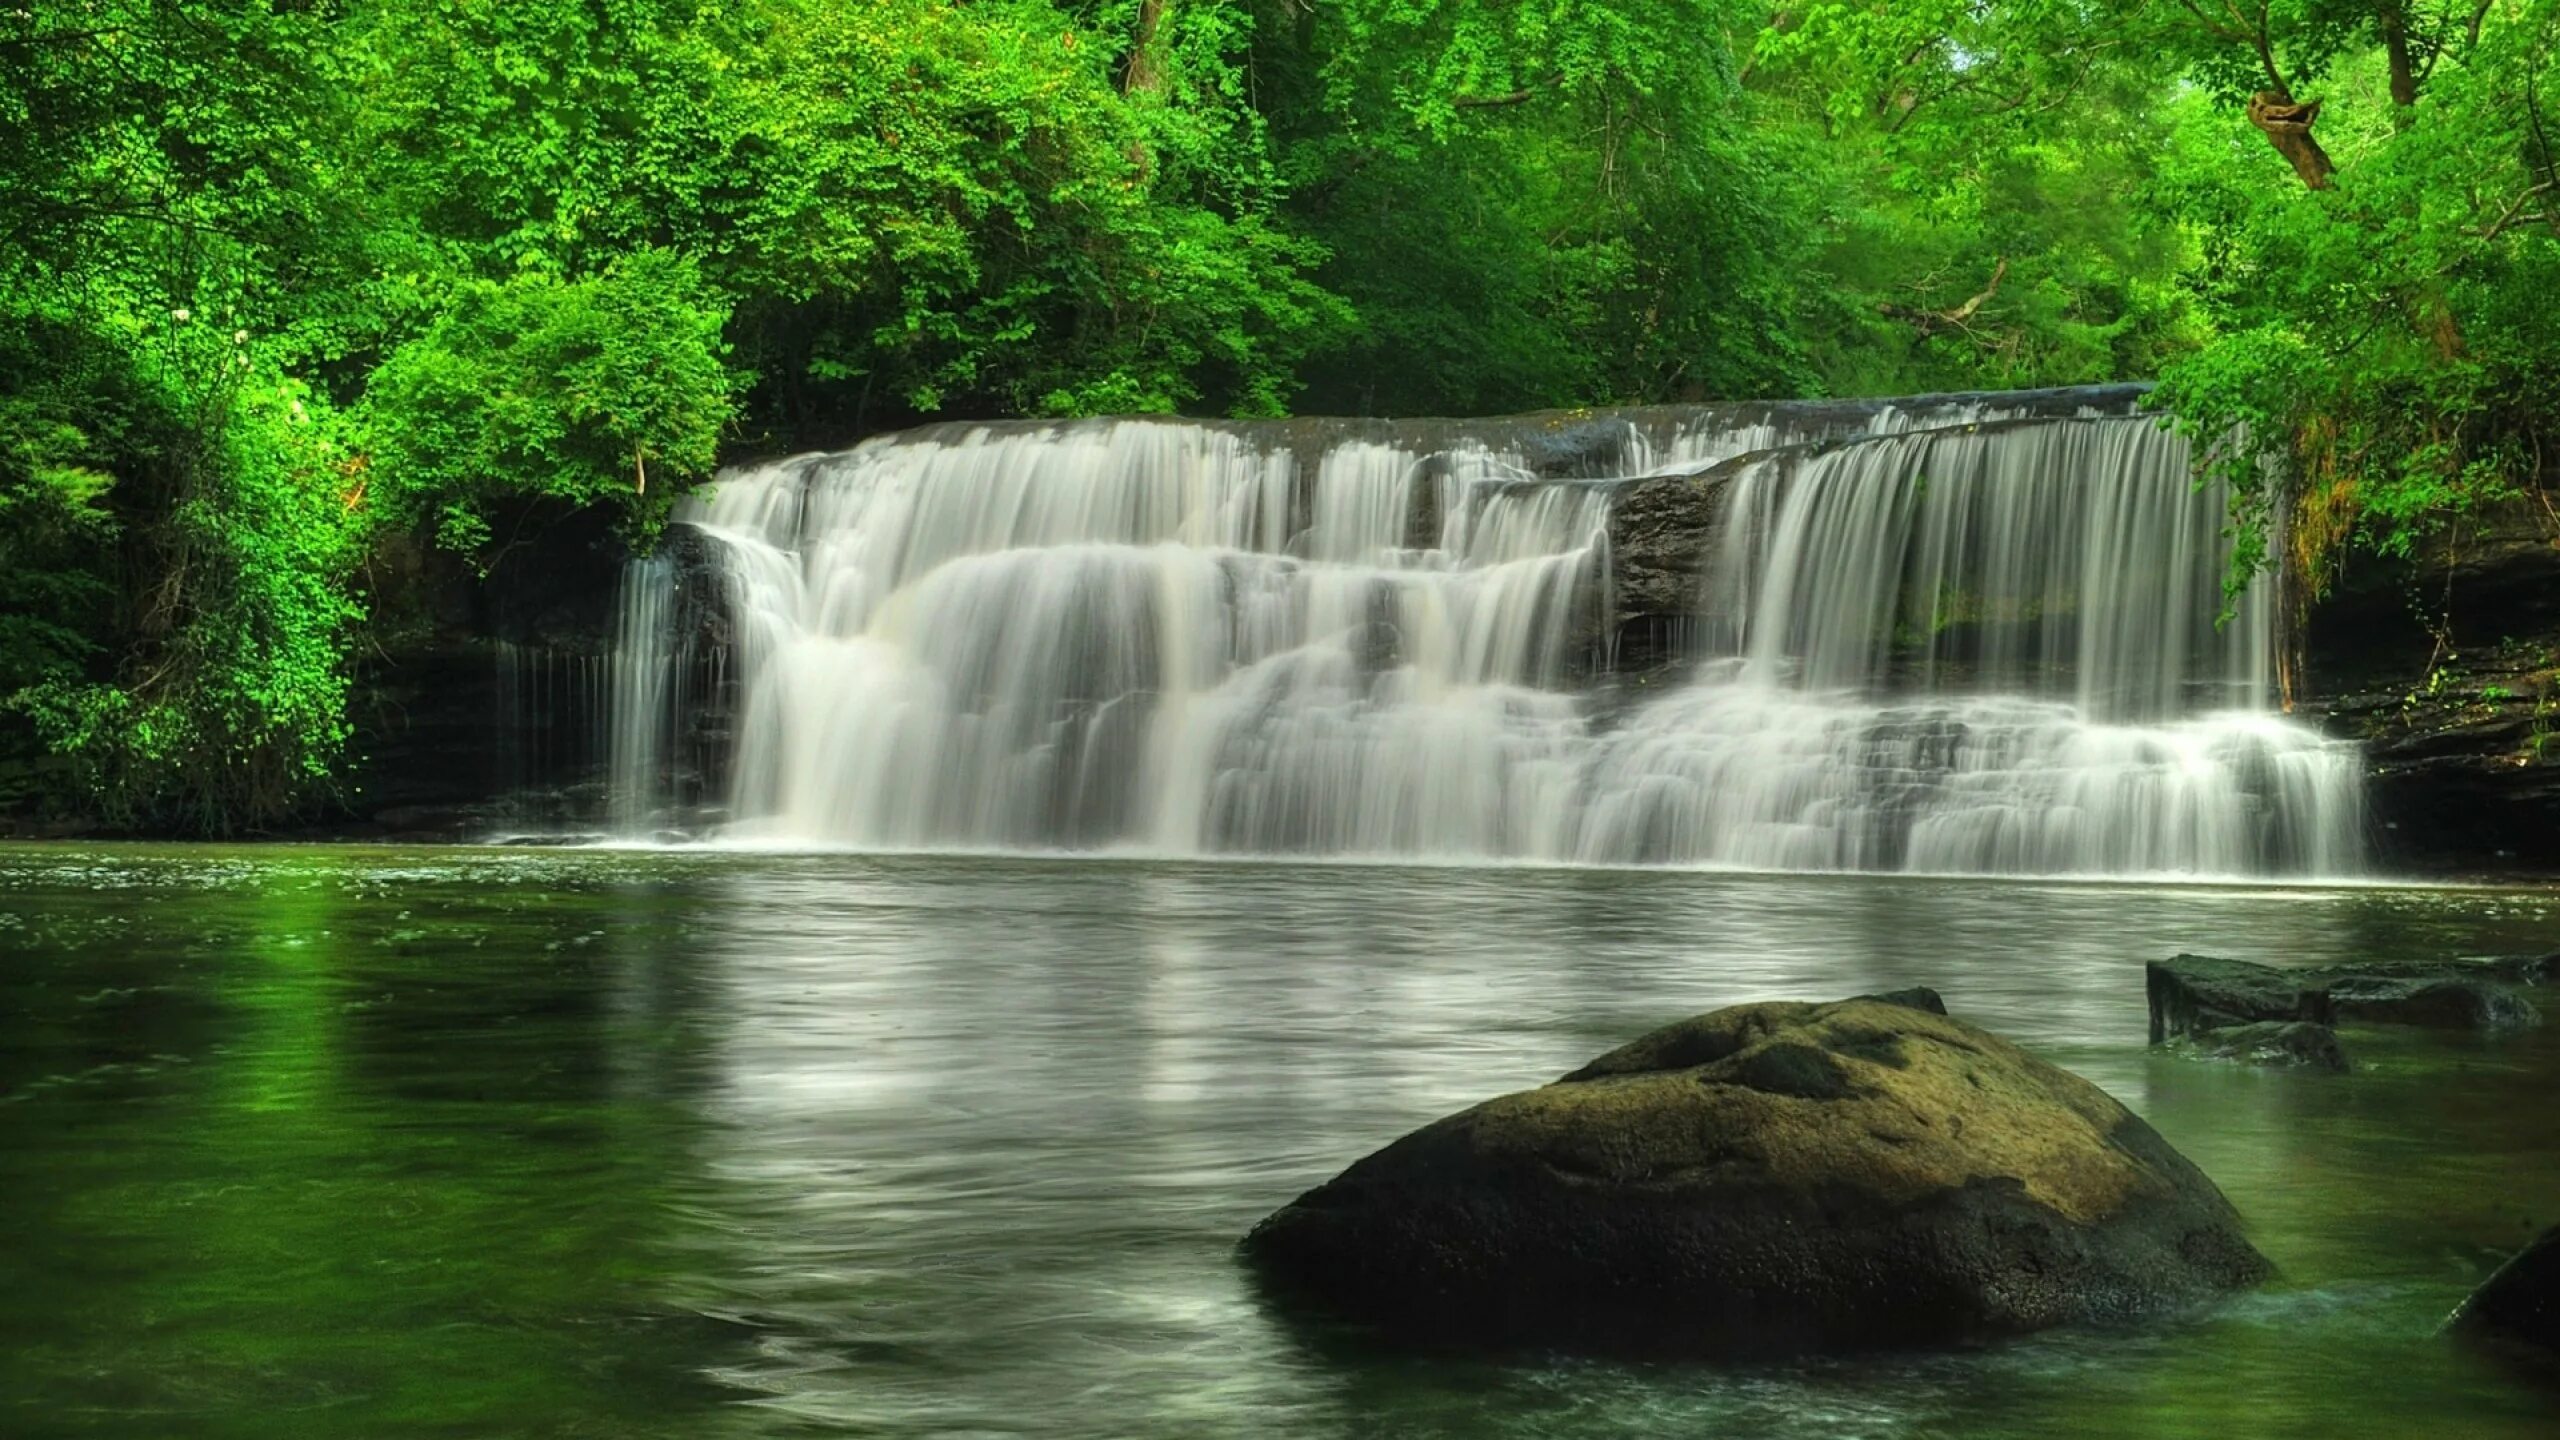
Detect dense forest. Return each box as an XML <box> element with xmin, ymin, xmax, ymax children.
<box><xmin>3</xmin><ymin>0</ymin><xmax>2556</xmax><ymax>830</ymax></box>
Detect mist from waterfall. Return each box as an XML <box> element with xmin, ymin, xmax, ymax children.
<box><xmin>605</xmin><ymin>396</ymin><xmax>2365</xmax><ymax>877</ymax></box>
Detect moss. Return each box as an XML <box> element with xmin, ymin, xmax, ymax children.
<box><xmin>1467</xmin><ymin>999</ymin><xmax>2171</xmax><ymax>1226</ymax></box>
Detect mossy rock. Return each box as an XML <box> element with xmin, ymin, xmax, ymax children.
<box><xmin>2148</xmin><ymin>953</ymin><xmax>2551</xmax><ymax>1042</ymax></box>
<box><xmin>1243</xmin><ymin>993</ymin><xmax>2269</xmax><ymax>1358</ymax></box>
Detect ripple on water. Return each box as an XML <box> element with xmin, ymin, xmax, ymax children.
<box><xmin>0</xmin><ymin>843</ymin><xmax>2554</xmax><ymax>1438</ymax></box>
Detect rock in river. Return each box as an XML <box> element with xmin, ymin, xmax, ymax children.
<box><xmin>2147</xmin><ymin>953</ymin><xmax>2552</xmax><ymax>1042</ymax></box>
<box><xmin>1243</xmin><ymin>993</ymin><xmax>2270</xmax><ymax>1357</ymax></box>
<box><xmin>2448</xmin><ymin>1224</ymin><xmax>2560</xmax><ymax>1366</ymax></box>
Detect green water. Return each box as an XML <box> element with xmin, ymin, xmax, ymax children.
<box><xmin>3</xmin><ymin>844</ymin><xmax>2557</xmax><ymax>1438</ymax></box>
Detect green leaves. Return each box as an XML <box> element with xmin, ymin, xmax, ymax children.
<box><xmin>8</xmin><ymin>329</ymin><xmax>368</xmax><ymax>832</ymax></box>
<box><xmin>9</xmin><ymin>0</ymin><xmax>2556</xmax><ymax>829</ymax></box>
<box><xmin>1759</xmin><ymin>0</ymin><xmax>2560</xmax><ymax>603</ymax></box>
<box><xmin>361</xmin><ymin>250</ymin><xmax>738</xmax><ymax>554</ymax></box>
<box><xmin>2148</xmin><ymin>0</ymin><xmax>2560</xmax><ymax>595</ymax></box>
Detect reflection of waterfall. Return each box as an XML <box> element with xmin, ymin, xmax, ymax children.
<box><xmin>607</xmin><ymin>392</ymin><xmax>2366</xmax><ymax>877</ymax></box>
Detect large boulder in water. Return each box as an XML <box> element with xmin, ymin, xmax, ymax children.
<box><xmin>2449</xmin><ymin>1225</ymin><xmax>2560</xmax><ymax>1366</ymax></box>
<box><xmin>1243</xmin><ymin>992</ymin><xmax>2270</xmax><ymax>1357</ymax></box>
<box><xmin>2147</xmin><ymin>953</ymin><xmax>2553</xmax><ymax>1041</ymax></box>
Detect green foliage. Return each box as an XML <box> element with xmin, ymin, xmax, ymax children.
<box><xmin>14</xmin><ymin>335</ymin><xmax>366</xmax><ymax>832</ymax></box>
<box><xmin>2149</xmin><ymin>2</ymin><xmax>2560</xmax><ymax>594</ymax></box>
<box><xmin>0</xmin><ymin>331</ymin><xmax>123</xmax><ymax>693</ymax></box>
<box><xmin>363</xmin><ymin>252</ymin><xmax>737</xmax><ymax>554</ymax></box>
<box><xmin>347</xmin><ymin>0</ymin><xmax>1348</xmax><ymax>424</ymax></box>
<box><xmin>1278</xmin><ymin>0</ymin><xmax>1822</xmax><ymax>412</ymax></box>
<box><xmin>6</xmin><ymin>0</ymin><xmax>2558</xmax><ymax>829</ymax></box>
<box><xmin>1745</xmin><ymin>1</ymin><xmax>2212</xmax><ymax>396</ymax></box>
<box><xmin>0</xmin><ymin>2</ymin><xmax>371</xmax><ymax>828</ymax></box>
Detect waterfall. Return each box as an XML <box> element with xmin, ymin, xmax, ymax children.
<box><xmin>607</xmin><ymin>553</ymin><xmax>677</xmax><ymax>836</ymax></box>
<box><xmin>601</xmin><ymin>391</ymin><xmax>2365</xmax><ymax>876</ymax></box>
<box><xmin>495</xmin><ymin>639</ymin><xmax>609</xmax><ymax>833</ymax></box>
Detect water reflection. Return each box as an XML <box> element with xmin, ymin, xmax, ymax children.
<box><xmin>1</xmin><ymin>846</ymin><xmax>2556</xmax><ymax>1438</ymax></box>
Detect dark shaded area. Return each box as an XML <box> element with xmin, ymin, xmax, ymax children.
<box><xmin>2450</xmin><ymin>1224</ymin><xmax>2560</xmax><ymax>1374</ymax></box>
<box><xmin>322</xmin><ymin>514</ymin><xmax>741</xmax><ymax>840</ymax></box>
<box><xmin>2303</xmin><ymin>497</ymin><xmax>2560</xmax><ymax>877</ymax></box>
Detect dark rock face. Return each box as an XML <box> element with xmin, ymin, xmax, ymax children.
<box><xmin>1607</xmin><ymin>468</ymin><xmax>1727</xmax><ymax>666</ymax></box>
<box><xmin>1244</xmin><ymin>996</ymin><xmax>2270</xmax><ymax>1358</ymax></box>
<box><xmin>2183</xmin><ymin>1021</ymin><xmax>2350</xmax><ymax>1072</ymax></box>
<box><xmin>2448</xmin><ymin>1225</ymin><xmax>2560</xmax><ymax>1365</ymax></box>
<box><xmin>2148</xmin><ymin>953</ymin><xmax>2552</xmax><ymax>1040</ymax></box>
<box><xmin>2303</xmin><ymin>495</ymin><xmax>2560</xmax><ymax>877</ymax></box>
<box><xmin>317</xmin><ymin>512</ymin><xmax>745</xmax><ymax>840</ymax></box>
<box><xmin>326</xmin><ymin>509</ymin><xmax>627</xmax><ymax>838</ymax></box>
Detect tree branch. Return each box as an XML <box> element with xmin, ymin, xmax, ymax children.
<box><xmin>2472</xmin><ymin>181</ymin><xmax>2558</xmax><ymax>240</ymax></box>
<box><xmin>1944</xmin><ymin>257</ymin><xmax>2008</xmax><ymax>324</ymax></box>
<box><xmin>2247</xmin><ymin>91</ymin><xmax>2335</xmax><ymax>188</ymax></box>
<box><xmin>0</xmin><ymin>26</ymin><xmax>130</xmax><ymax>49</ymax></box>
<box><xmin>1879</xmin><ymin>258</ymin><xmax>2008</xmax><ymax>338</ymax></box>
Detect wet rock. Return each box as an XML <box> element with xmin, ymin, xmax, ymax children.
<box><xmin>1606</xmin><ymin>468</ymin><xmax>1726</xmax><ymax>664</ymax></box>
<box><xmin>2303</xmin><ymin>496</ymin><xmax>2560</xmax><ymax>877</ymax></box>
<box><xmin>1859</xmin><ymin>986</ymin><xmax>1949</xmax><ymax>1015</ymax></box>
<box><xmin>2147</xmin><ymin>955</ymin><xmax>2319</xmax><ymax>1038</ymax></box>
<box><xmin>1518</xmin><ymin>419</ymin><xmax>1642</xmax><ymax>477</ymax></box>
<box><xmin>2148</xmin><ymin>953</ymin><xmax>2552</xmax><ymax>1041</ymax></box>
<box><xmin>2448</xmin><ymin>1224</ymin><xmax>2560</xmax><ymax>1366</ymax></box>
<box><xmin>1244</xmin><ymin>995</ymin><xmax>2270</xmax><ymax>1358</ymax></box>
<box><xmin>2183</xmin><ymin>1021</ymin><xmax>2350</xmax><ymax>1072</ymax></box>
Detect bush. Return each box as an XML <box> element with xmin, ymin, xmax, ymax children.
<box><xmin>362</xmin><ymin>250</ymin><xmax>738</xmax><ymax>555</ymax></box>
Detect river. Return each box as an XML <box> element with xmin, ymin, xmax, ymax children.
<box><xmin>4</xmin><ymin>844</ymin><xmax>2556</xmax><ymax>1437</ymax></box>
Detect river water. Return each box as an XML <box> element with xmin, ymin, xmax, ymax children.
<box><xmin>4</xmin><ymin>844</ymin><xmax>2557</xmax><ymax>1438</ymax></box>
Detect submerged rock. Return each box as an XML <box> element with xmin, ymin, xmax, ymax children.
<box><xmin>2183</xmin><ymin>1021</ymin><xmax>2350</xmax><ymax>1072</ymax></box>
<box><xmin>1244</xmin><ymin>996</ymin><xmax>2269</xmax><ymax>1357</ymax></box>
<box><xmin>2147</xmin><ymin>953</ymin><xmax>2553</xmax><ymax>1041</ymax></box>
<box><xmin>2448</xmin><ymin>1225</ymin><xmax>2560</xmax><ymax>1366</ymax></box>
<box><xmin>2328</xmin><ymin>976</ymin><xmax>2540</xmax><ymax>1030</ymax></box>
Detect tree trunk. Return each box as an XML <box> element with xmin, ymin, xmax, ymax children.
<box><xmin>1123</xmin><ymin>0</ymin><xmax>1167</xmax><ymax>96</ymax></box>
<box><xmin>2247</xmin><ymin>92</ymin><xmax>2335</xmax><ymax>190</ymax></box>
<box><xmin>2381</xmin><ymin>5</ymin><xmax>2419</xmax><ymax>121</ymax></box>
<box><xmin>1121</xmin><ymin>0</ymin><xmax>1167</xmax><ymax>177</ymax></box>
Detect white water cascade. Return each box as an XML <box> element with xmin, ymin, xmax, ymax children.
<box><xmin>605</xmin><ymin>394</ymin><xmax>2365</xmax><ymax>876</ymax></box>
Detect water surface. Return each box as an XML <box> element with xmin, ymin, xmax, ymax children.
<box><xmin>4</xmin><ymin>845</ymin><xmax>2556</xmax><ymax>1437</ymax></box>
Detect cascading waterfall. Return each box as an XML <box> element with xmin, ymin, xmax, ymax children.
<box><xmin>601</xmin><ymin>392</ymin><xmax>2365</xmax><ymax>877</ymax></box>
<box><xmin>606</xmin><ymin>553</ymin><xmax>677</xmax><ymax>836</ymax></box>
<box><xmin>1604</xmin><ymin>419</ymin><xmax>2358</xmax><ymax>874</ymax></box>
